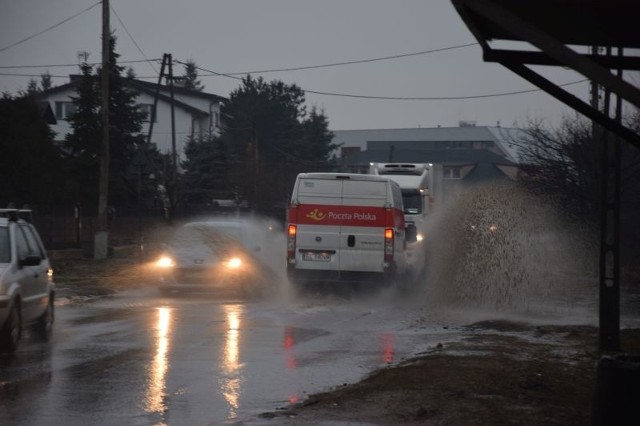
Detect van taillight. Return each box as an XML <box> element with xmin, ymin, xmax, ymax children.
<box><xmin>287</xmin><ymin>224</ymin><xmax>297</xmax><ymax>259</ymax></box>
<box><xmin>384</xmin><ymin>228</ymin><xmax>394</xmax><ymax>263</ymax></box>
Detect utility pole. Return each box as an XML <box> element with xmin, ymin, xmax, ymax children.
<box><xmin>253</xmin><ymin>125</ymin><xmax>258</xmax><ymax>214</ymax></box>
<box><xmin>95</xmin><ymin>0</ymin><xmax>110</xmax><ymax>259</ymax></box>
<box><xmin>167</xmin><ymin>54</ymin><xmax>177</xmax><ymax>222</ymax></box>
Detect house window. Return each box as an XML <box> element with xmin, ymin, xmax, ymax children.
<box><xmin>54</xmin><ymin>101</ymin><xmax>76</xmax><ymax>120</ymax></box>
<box><xmin>139</xmin><ymin>104</ymin><xmax>157</xmax><ymax>123</ymax></box>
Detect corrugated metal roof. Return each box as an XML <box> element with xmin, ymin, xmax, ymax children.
<box><xmin>332</xmin><ymin>126</ymin><xmax>525</xmax><ymax>163</ymax></box>
<box><xmin>348</xmin><ymin>148</ymin><xmax>515</xmax><ymax>166</ymax></box>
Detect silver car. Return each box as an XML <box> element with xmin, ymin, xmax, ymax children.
<box><xmin>154</xmin><ymin>219</ymin><xmax>278</xmax><ymax>295</ymax></box>
<box><xmin>0</xmin><ymin>209</ymin><xmax>55</xmax><ymax>353</ymax></box>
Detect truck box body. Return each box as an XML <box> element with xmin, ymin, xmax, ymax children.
<box><xmin>287</xmin><ymin>173</ymin><xmax>408</xmax><ymax>285</ymax></box>
<box><xmin>368</xmin><ymin>163</ymin><xmax>443</xmax><ymax>276</ymax></box>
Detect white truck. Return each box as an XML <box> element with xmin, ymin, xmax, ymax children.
<box><xmin>286</xmin><ymin>172</ymin><xmax>417</xmax><ymax>288</ymax></box>
<box><xmin>368</xmin><ymin>163</ymin><xmax>443</xmax><ymax>276</ymax></box>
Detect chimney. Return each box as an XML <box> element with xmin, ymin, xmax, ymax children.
<box><xmin>459</xmin><ymin>120</ymin><xmax>477</xmax><ymax>127</ymax></box>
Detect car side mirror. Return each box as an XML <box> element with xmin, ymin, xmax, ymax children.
<box><xmin>20</xmin><ymin>254</ymin><xmax>42</xmax><ymax>267</ymax></box>
<box><xmin>405</xmin><ymin>225</ymin><xmax>417</xmax><ymax>243</ymax></box>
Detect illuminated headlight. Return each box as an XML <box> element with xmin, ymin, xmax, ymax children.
<box><xmin>156</xmin><ymin>255</ymin><xmax>175</xmax><ymax>268</ymax></box>
<box><xmin>226</xmin><ymin>257</ymin><xmax>242</xmax><ymax>269</ymax></box>
<box><xmin>48</xmin><ymin>268</ymin><xmax>54</xmax><ymax>279</ymax></box>
<box><xmin>489</xmin><ymin>224</ymin><xmax>498</xmax><ymax>233</ymax></box>
<box><xmin>416</xmin><ymin>233</ymin><xmax>424</xmax><ymax>242</ymax></box>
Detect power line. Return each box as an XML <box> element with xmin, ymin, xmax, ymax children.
<box><xmin>0</xmin><ymin>72</ymin><xmax>70</xmax><ymax>78</ymax></box>
<box><xmin>219</xmin><ymin>43</ymin><xmax>478</xmax><ymax>75</ymax></box>
<box><xmin>0</xmin><ymin>1</ymin><xmax>101</xmax><ymax>53</ymax></box>
<box><xmin>181</xmin><ymin>59</ymin><xmax>589</xmax><ymax>101</ymax></box>
<box><xmin>0</xmin><ymin>59</ymin><xmax>161</xmax><ymax>69</ymax></box>
<box><xmin>1</xmin><ymin>42</ymin><xmax>475</xmax><ymax>74</ymax></box>
<box><xmin>0</xmin><ymin>70</ymin><xmax>587</xmax><ymax>102</ymax></box>
<box><xmin>110</xmin><ymin>4</ymin><xmax>158</xmax><ymax>75</ymax></box>
<box><xmin>1</xmin><ymin>52</ymin><xmax>588</xmax><ymax>102</ymax></box>
<box><xmin>302</xmin><ymin>80</ymin><xmax>589</xmax><ymax>100</ymax></box>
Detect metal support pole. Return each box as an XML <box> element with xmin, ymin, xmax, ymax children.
<box><xmin>598</xmin><ymin>47</ymin><xmax>622</xmax><ymax>352</ymax></box>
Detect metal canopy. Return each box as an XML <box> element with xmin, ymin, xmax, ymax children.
<box><xmin>451</xmin><ymin>0</ymin><xmax>640</xmax><ymax>149</ymax></box>
<box><xmin>454</xmin><ymin>0</ymin><xmax>640</xmax><ymax>48</ymax></box>
<box><xmin>452</xmin><ymin>0</ymin><xmax>640</xmax><ymax>352</ymax></box>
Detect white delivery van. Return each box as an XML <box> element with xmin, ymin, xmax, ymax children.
<box><xmin>286</xmin><ymin>173</ymin><xmax>416</xmax><ymax>287</ymax></box>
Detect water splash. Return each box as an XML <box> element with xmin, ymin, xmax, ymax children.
<box><xmin>421</xmin><ymin>183</ymin><xmax>598</xmax><ymax>316</ymax></box>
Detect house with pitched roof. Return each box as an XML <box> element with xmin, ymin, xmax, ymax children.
<box><xmin>37</xmin><ymin>75</ymin><xmax>227</xmax><ymax>161</ymax></box>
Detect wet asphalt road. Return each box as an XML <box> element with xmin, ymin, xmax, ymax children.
<box><xmin>0</xmin><ymin>286</ymin><xmax>456</xmax><ymax>426</ymax></box>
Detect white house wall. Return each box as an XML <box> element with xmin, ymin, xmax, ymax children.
<box><xmin>44</xmin><ymin>89</ymin><xmax>221</xmax><ymax>161</ymax></box>
<box><xmin>46</xmin><ymin>91</ymin><xmax>74</xmax><ymax>141</ymax></box>
<box><xmin>136</xmin><ymin>91</ymin><xmax>192</xmax><ymax>158</ymax></box>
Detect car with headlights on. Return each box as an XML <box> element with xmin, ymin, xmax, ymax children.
<box><xmin>0</xmin><ymin>208</ymin><xmax>55</xmax><ymax>353</ymax></box>
<box><xmin>155</xmin><ymin>220</ymin><xmax>277</xmax><ymax>296</ymax></box>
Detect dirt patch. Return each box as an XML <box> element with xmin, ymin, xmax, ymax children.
<box><xmin>51</xmin><ymin>245</ymin><xmax>159</xmax><ymax>300</ymax></box>
<box><xmin>265</xmin><ymin>327</ymin><xmax>640</xmax><ymax>426</ymax></box>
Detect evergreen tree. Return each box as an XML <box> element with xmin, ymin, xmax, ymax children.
<box><xmin>64</xmin><ymin>60</ymin><xmax>101</xmax><ymax>208</ymax></box>
<box><xmin>182</xmin><ymin>134</ymin><xmax>231</xmax><ymax>204</ymax></box>
<box><xmin>182</xmin><ymin>60</ymin><xmax>204</xmax><ymax>91</ymax></box>
<box><xmin>26</xmin><ymin>79</ymin><xmax>39</xmax><ymax>96</ymax></box>
<box><xmin>40</xmin><ymin>72</ymin><xmax>52</xmax><ymax>91</ymax></box>
<box><xmin>221</xmin><ymin>75</ymin><xmax>335</xmax><ymax>212</ymax></box>
<box><xmin>0</xmin><ymin>94</ymin><xmax>66</xmax><ymax>206</ymax></box>
<box><xmin>64</xmin><ymin>34</ymin><xmax>149</xmax><ymax>209</ymax></box>
<box><xmin>301</xmin><ymin>106</ymin><xmax>339</xmax><ymax>163</ymax></box>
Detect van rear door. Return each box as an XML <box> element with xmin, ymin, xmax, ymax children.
<box><xmin>294</xmin><ymin>176</ymin><xmax>388</xmax><ymax>273</ymax></box>
<box><xmin>294</xmin><ymin>177</ymin><xmax>343</xmax><ymax>270</ymax></box>
<box><xmin>338</xmin><ymin>179</ymin><xmax>387</xmax><ymax>272</ymax></box>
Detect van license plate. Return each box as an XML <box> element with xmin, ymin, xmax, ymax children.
<box><xmin>303</xmin><ymin>252</ymin><xmax>331</xmax><ymax>262</ymax></box>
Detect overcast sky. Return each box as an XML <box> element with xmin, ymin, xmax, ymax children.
<box><xmin>1</xmin><ymin>0</ymin><xmax>595</xmax><ymax>130</ymax></box>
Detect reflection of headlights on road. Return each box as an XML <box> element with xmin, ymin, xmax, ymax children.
<box><xmin>156</xmin><ymin>256</ymin><xmax>175</xmax><ymax>268</ymax></box>
<box><xmin>225</xmin><ymin>257</ymin><xmax>242</xmax><ymax>269</ymax></box>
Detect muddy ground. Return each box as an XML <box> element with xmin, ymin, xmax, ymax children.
<box><xmin>51</xmin><ymin>247</ymin><xmax>640</xmax><ymax>426</ymax></box>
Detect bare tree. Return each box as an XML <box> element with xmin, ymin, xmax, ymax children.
<box><xmin>513</xmin><ymin>113</ymin><xmax>640</xmax><ymax>222</ymax></box>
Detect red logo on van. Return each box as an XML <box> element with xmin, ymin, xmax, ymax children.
<box><xmin>296</xmin><ymin>204</ymin><xmax>390</xmax><ymax>227</ymax></box>
<box><xmin>306</xmin><ymin>209</ymin><xmax>327</xmax><ymax>221</ymax></box>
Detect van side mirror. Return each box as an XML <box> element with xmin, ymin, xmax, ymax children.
<box><xmin>405</xmin><ymin>225</ymin><xmax>417</xmax><ymax>243</ymax></box>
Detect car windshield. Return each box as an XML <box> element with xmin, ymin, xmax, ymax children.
<box><xmin>170</xmin><ymin>223</ymin><xmax>244</xmax><ymax>252</ymax></box>
<box><xmin>0</xmin><ymin>227</ymin><xmax>10</xmax><ymax>263</ymax></box>
<box><xmin>402</xmin><ymin>191</ymin><xmax>422</xmax><ymax>214</ymax></box>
